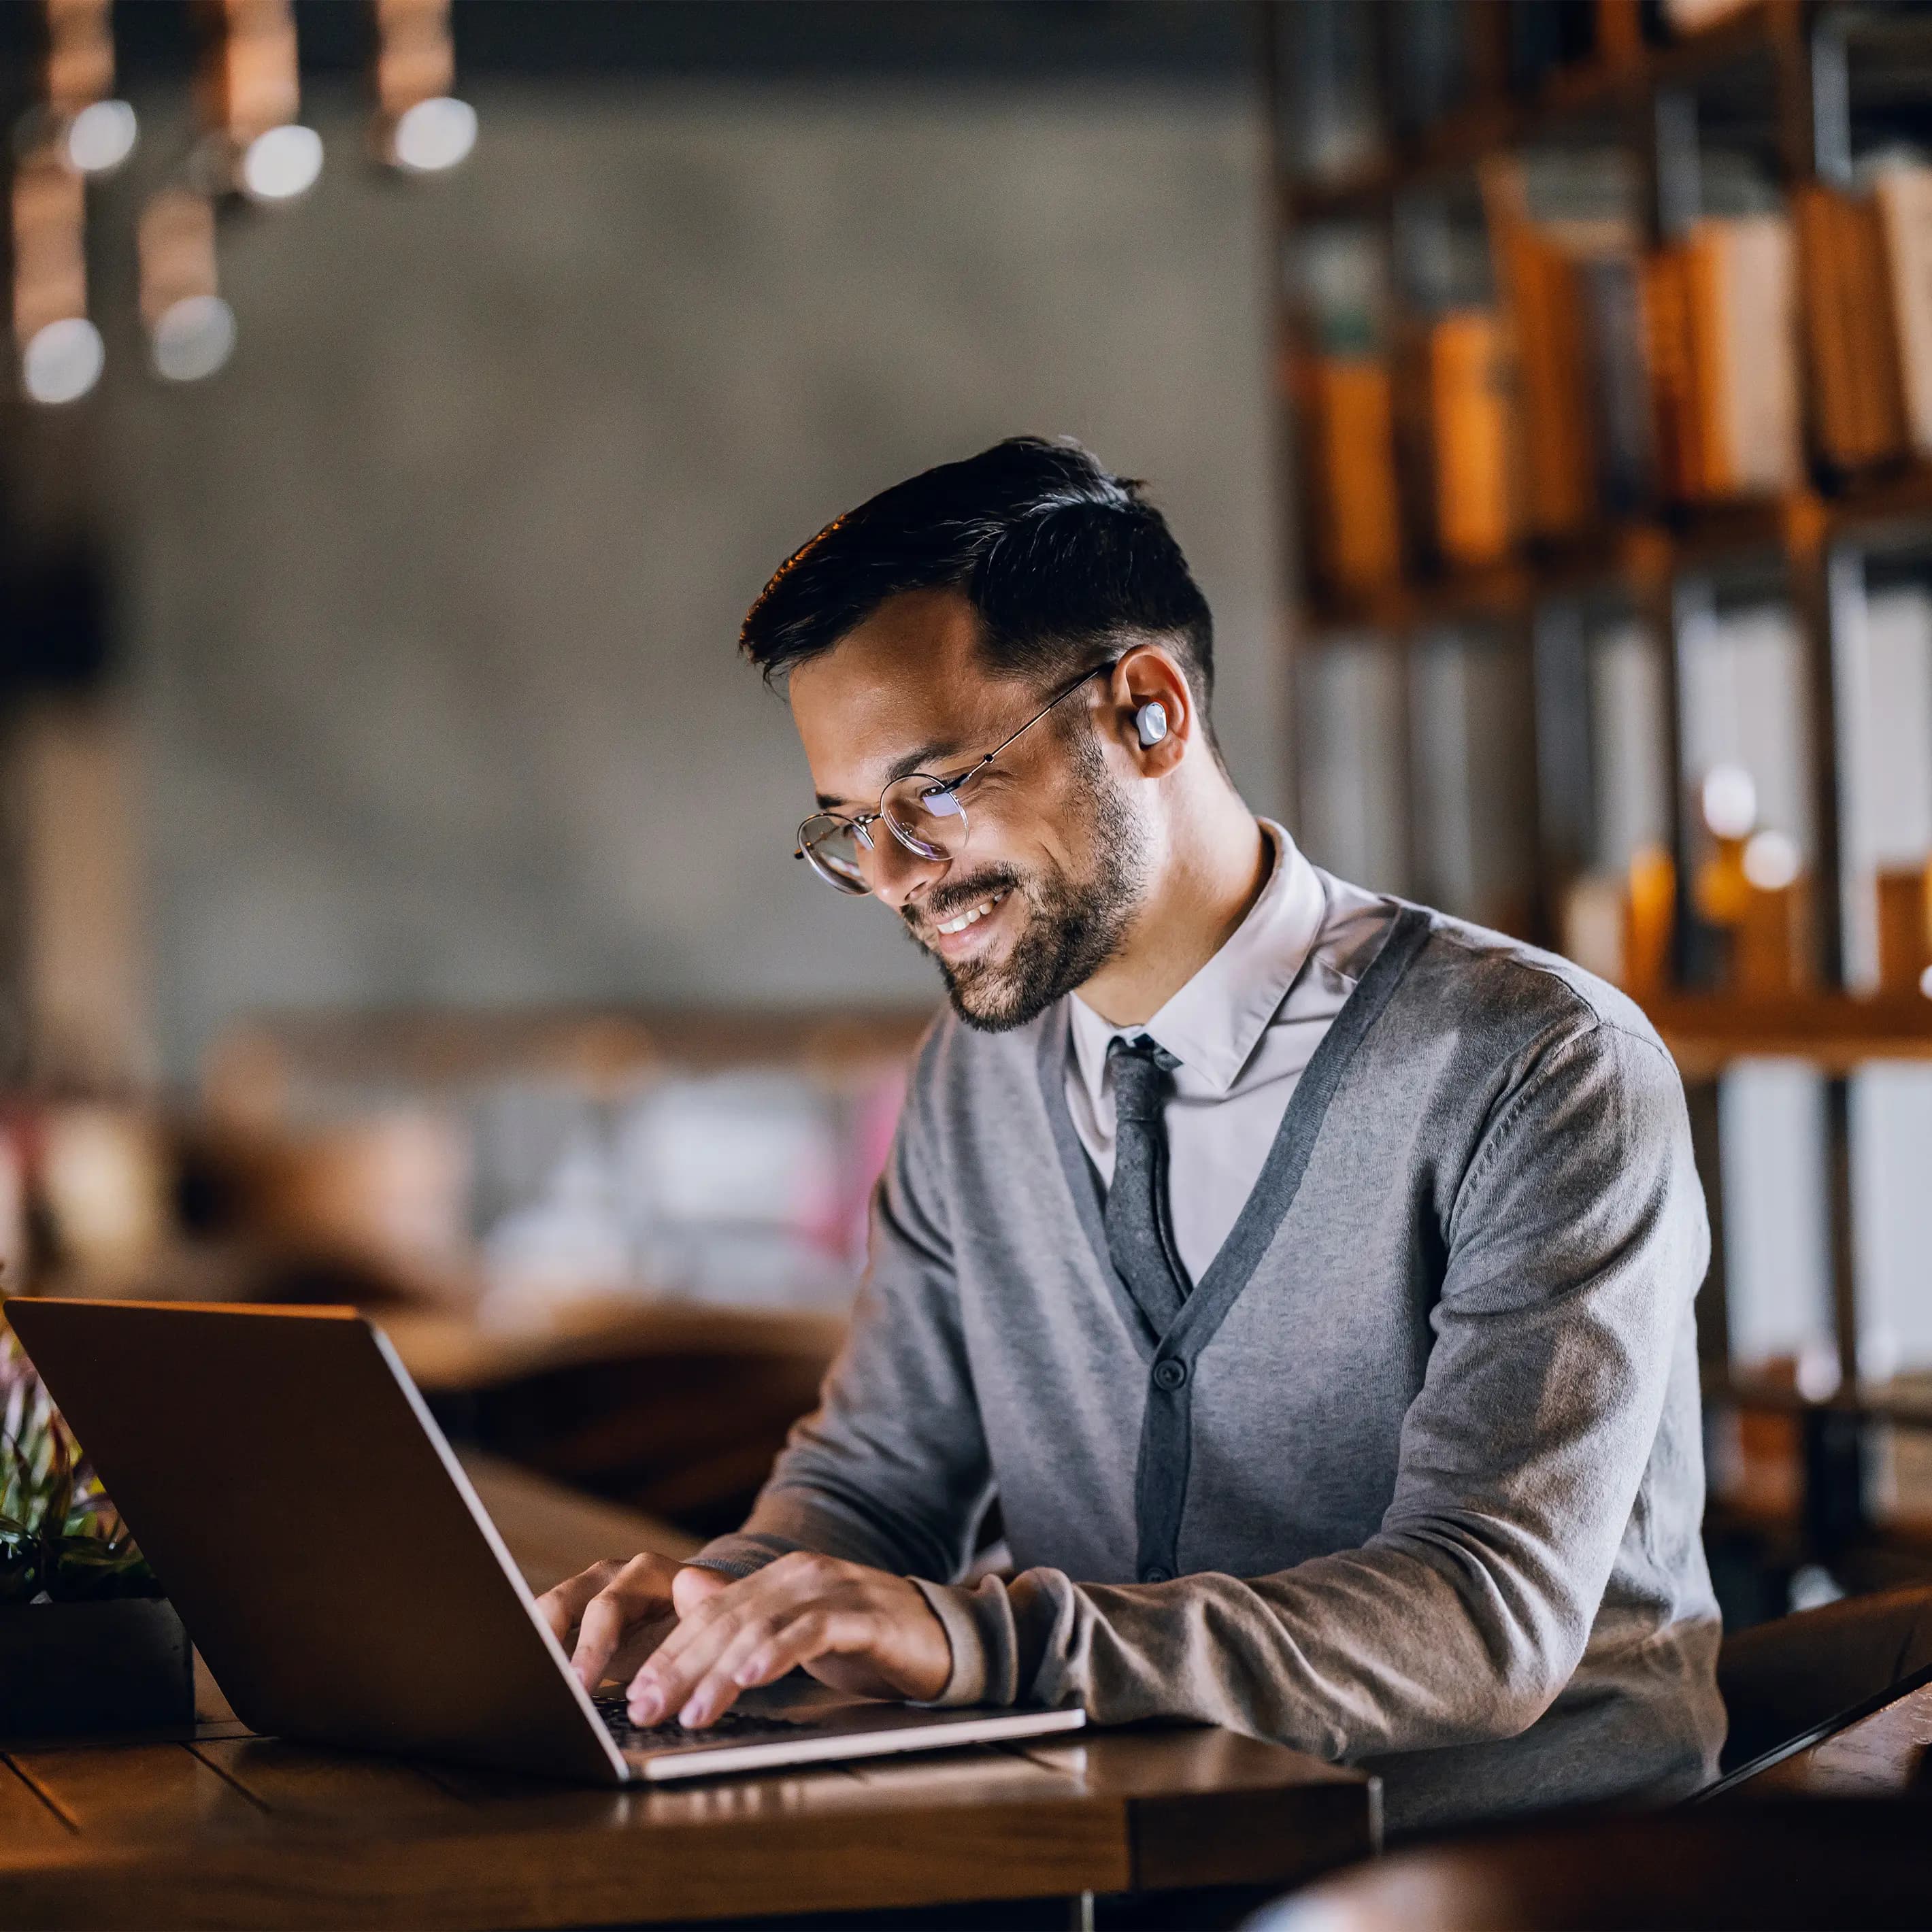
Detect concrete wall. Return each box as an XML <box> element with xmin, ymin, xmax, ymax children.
<box><xmin>94</xmin><ymin>80</ymin><xmax>1280</xmax><ymax>1079</ymax></box>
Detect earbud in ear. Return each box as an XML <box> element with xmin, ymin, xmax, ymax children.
<box><xmin>1135</xmin><ymin>701</ymin><xmax>1169</xmax><ymax>750</ymax></box>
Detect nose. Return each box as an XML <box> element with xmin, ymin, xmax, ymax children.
<box><xmin>866</xmin><ymin>831</ymin><xmax>948</xmax><ymax>912</ymax></box>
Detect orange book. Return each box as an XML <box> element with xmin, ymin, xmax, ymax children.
<box><xmin>1642</xmin><ymin>247</ymin><xmax>1701</xmax><ymax>501</ymax></box>
<box><xmin>1625</xmin><ymin>844</ymin><xmax>1676</xmax><ymax>996</ymax></box>
<box><xmin>1305</xmin><ymin>356</ymin><xmax>1403</xmax><ymax>591</ymax></box>
<box><xmin>1796</xmin><ymin>184</ymin><xmax>1908</xmax><ymax>470</ymax></box>
<box><xmin>1735</xmin><ymin>877</ymin><xmax>1812</xmax><ymax>996</ymax></box>
<box><xmin>1874</xmin><ymin>863</ymin><xmax>1932</xmax><ymax>993</ymax></box>
<box><xmin>1427</xmin><ymin>311</ymin><xmax>1516</xmax><ymax>567</ymax></box>
<box><xmin>1497</xmin><ymin>226</ymin><xmax>1597</xmax><ymax>537</ymax></box>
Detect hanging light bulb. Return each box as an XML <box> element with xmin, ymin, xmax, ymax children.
<box><xmin>372</xmin><ymin>0</ymin><xmax>476</xmax><ymax>174</ymax></box>
<box><xmin>198</xmin><ymin>0</ymin><xmax>322</xmax><ymax>203</ymax></box>
<box><xmin>12</xmin><ymin>146</ymin><xmax>103</xmax><ymax>405</ymax></box>
<box><xmin>43</xmin><ymin>0</ymin><xmax>139</xmax><ymax>176</ymax></box>
<box><xmin>139</xmin><ymin>189</ymin><xmax>236</xmax><ymax>382</ymax></box>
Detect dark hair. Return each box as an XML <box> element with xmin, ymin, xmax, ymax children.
<box><xmin>739</xmin><ymin>436</ymin><xmax>1215</xmax><ymax>718</ymax></box>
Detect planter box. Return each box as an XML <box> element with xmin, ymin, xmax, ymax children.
<box><xmin>0</xmin><ymin>1597</ymin><xmax>195</xmax><ymax>1738</ymax></box>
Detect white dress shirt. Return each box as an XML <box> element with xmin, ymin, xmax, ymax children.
<box><xmin>1066</xmin><ymin>822</ymin><xmax>1395</xmax><ymax>1286</ymax></box>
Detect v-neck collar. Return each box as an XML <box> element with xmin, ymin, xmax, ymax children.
<box><xmin>1036</xmin><ymin>901</ymin><xmax>1433</xmax><ymax>1361</ymax></box>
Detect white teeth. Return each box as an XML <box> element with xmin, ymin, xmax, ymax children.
<box><xmin>935</xmin><ymin>889</ymin><xmax>1007</xmax><ymax>936</ymax></box>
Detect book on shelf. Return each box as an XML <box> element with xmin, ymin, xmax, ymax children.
<box><xmin>1576</xmin><ymin>253</ymin><xmax>1656</xmax><ymax>515</ymax></box>
<box><xmin>1840</xmin><ymin>581</ymin><xmax>1932</xmax><ymax>993</ymax></box>
<box><xmin>1648</xmin><ymin>216</ymin><xmax>1803</xmax><ymax>501</ymax></box>
<box><xmin>1795</xmin><ymin>183</ymin><xmax>1910</xmax><ymax>473</ymax></box>
<box><xmin>1299</xmin><ymin>354</ymin><xmax>1403</xmax><ymax>593</ymax></box>
<box><xmin>1425</xmin><ymin>310</ymin><xmax>1518</xmax><ymax>567</ymax></box>
<box><xmin>1493</xmin><ymin>220</ymin><xmax>1597</xmax><ymax>539</ymax></box>
<box><xmin>1873</xmin><ymin>163</ymin><xmax>1932</xmax><ymax>465</ymax></box>
<box><xmin>1873</xmin><ymin>865</ymin><xmax>1932</xmax><ymax>994</ymax></box>
<box><xmin>1482</xmin><ymin>153</ymin><xmax>1651</xmax><ymax>533</ymax></box>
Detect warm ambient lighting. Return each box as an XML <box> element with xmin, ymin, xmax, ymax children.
<box><xmin>64</xmin><ymin>98</ymin><xmax>137</xmax><ymax>175</ymax></box>
<box><xmin>392</xmin><ymin>95</ymin><xmax>476</xmax><ymax>173</ymax></box>
<box><xmin>21</xmin><ymin>316</ymin><xmax>103</xmax><ymax>405</ymax></box>
<box><xmin>240</xmin><ymin>123</ymin><xmax>323</xmax><ymax>202</ymax></box>
<box><xmin>151</xmin><ymin>295</ymin><xmax>237</xmax><ymax>382</ymax></box>
<box><xmin>1701</xmin><ymin>763</ymin><xmax>1759</xmax><ymax>841</ymax></box>
<box><xmin>1742</xmin><ymin>829</ymin><xmax>1802</xmax><ymax>893</ymax></box>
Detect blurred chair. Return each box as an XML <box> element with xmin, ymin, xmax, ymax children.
<box><xmin>1716</xmin><ymin>1584</ymin><xmax>1932</xmax><ymax>1773</ymax></box>
<box><xmin>1248</xmin><ymin>1801</ymin><xmax>1932</xmax><ymax>1932</ymax></box>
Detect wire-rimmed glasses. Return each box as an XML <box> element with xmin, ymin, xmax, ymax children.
<box><xmin>795</xmin><ymin>659</ymin><xmax>1116</xmax><ymax>896</ymax></box>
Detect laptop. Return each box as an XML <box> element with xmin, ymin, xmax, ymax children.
<box><xmin>4</xmin><ymin>1298</ymin><xmax>1083</xmax><ymax>1784</ymax></box>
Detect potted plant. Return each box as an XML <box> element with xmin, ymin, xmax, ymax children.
<box><xmin>1</xmin><ymin>1301</ymin><xmax>193</xmax><ymax>1736</ymax></box>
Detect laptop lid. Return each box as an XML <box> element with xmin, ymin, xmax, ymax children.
<box><xmin>5</xmin><ymin>1298</ymin><xmax>627</xmax><ymax>1784</ymax></box>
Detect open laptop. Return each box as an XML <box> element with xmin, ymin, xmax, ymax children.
<box><xmin>5</xmin><ymin>1298</ymin><xmax>1082</xmax><ymax>1783</ymax></box>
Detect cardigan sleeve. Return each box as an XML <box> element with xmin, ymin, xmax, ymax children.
<box><xmin>906</xmin><ymin>1017</ymin><xmax>1712</xmax><ymax>1756</ymax></box>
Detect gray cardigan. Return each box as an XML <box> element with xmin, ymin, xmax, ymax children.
<box><xmin>699</xmin><ymin>893</ymin><xmax>1726</xmax><ymax>1831</ymax></box>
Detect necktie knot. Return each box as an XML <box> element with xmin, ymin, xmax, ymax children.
<box><xmin>1108</xmin><ymin>1033</ymin><xmax>1178</xmax><ymax>1124</ymax></box>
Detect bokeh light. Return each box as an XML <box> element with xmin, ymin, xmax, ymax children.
<box><xmin>21</xmin><ymin>316</ymin><xmax>104</xmax><ymax>405</ymax></box>
<box><xmin>240</xmin><ymin>124</ymin><xmax>323</xmax><ymax>203</ymax></box>
<box><xmin>393</xmin><ymin>97</ymin><xmax>477</xmax><ymax>174</ymax></box>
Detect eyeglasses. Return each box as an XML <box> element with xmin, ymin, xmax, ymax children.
<box><xmin>795</xmin><ymin>659</ymin><xmax>1116</xmax><ymax>897</ymax></box>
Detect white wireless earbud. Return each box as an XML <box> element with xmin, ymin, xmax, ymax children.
<box><xmin>1135</xmin><ymin>701</ymin><xmax>1169</xmax><ymax>750</ymax></box>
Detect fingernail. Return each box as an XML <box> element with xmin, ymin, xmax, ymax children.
<box><xmin>680</xmin><ymin>1694</ymin><xmax>712</xmax><ymax>1728</ymax></box>
<box><xmin>631</xmin><ymin>1686</ymin><xmax>665</xmax><ymax>1723</ymax></box>
<box><xmin>732</xmin><ymin>1658</ymin><xmax>763</xmax><ymax>1687</ymax></box>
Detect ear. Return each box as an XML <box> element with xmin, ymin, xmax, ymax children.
<box><xmin>1106</xmin><ymin>645</ymin><xmax>1191</xmax><ymax>778</ymax></box>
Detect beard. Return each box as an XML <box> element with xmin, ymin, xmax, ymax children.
<box><xmin>902</xmin><ymin>732</ymin><xmax>1149</xmax><ymax>1033</ymax></box>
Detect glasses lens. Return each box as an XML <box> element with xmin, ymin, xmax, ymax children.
<box><xmin>882</xmin><ymin>773</ymin><xmax>967</xmax><ymax>863</ymax></box>
<box><xmin>798</xmin><ymin>814</ymin><xmax>871</xmax><ymax>895</ymax></box>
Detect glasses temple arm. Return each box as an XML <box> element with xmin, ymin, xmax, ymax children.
<box><xmin>951</xmin><ymin>658</ymin><xmax>1118</xmax><ymax>788</ymax></box>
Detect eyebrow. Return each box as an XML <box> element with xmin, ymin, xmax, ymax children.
<box><xmin>814</xmin><ymin>737</ymin><xmax>967</xmax><ymax>812</ymax></box>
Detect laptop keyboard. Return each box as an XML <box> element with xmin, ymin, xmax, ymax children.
<box><xmin>592</xmin><ymin>1693</ymin><xmax>809</xmax><ymax>1750</ymax></box>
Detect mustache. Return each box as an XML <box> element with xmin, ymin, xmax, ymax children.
<box><xmin>901</xmin><ymin>868</ymin><xmax>1023</xmax><ymax>939</ymax></box>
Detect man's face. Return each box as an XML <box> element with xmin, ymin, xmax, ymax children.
<box><xmin>788</xmin><ymin>589</ymin><xmax>1148</xmax><ymax>1030</ymax></box>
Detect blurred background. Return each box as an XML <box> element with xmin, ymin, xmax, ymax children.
<box><xmin>1</xmin><ymin>0</ymin><xmax>1928</xmax><ymax>1616</ymax></box>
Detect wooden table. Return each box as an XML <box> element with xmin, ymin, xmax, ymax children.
<box><xmin>1729</xmin><ymin>1668</ymin><xmax>1932</xmax><ymax>1799</ymax></box>
<box><xmin>0</xmin><ymin>1456</ymin><xmax>1378</xmax><ymax>1930</ymax></box>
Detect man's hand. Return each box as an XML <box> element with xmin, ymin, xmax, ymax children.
<box><xmin>624</xmin><ymin>1550</ymin><xmax>952</xmax><ymax>1729</ymax></box>
<box><xmin>536</xmin><ymin>1552</ymin><xmax>731</xmax><ymax>1690</ymax></box>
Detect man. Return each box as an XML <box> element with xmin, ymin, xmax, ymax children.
<box><xmin>540</xmin><ymin>437</ymin><xmax>1724</xmax><ymax>1831</ymax></box>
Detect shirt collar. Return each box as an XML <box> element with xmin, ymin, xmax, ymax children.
<box><xmin>1069</xmin><ymin>820</ymin><xmax>1326</xmax><ymax>1104</ymax></box>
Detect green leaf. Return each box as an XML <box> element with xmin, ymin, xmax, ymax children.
<box><xmin>44</xmin><ymin>1535</ymin><xmax>159</xmax><ymax>1603</ymax></box>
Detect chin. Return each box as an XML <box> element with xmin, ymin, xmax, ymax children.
<box><xmin>943</xmin><ymin>971</ymin><xmax>1044</xmax><ymax>1034</ymax></box>
<box><xmin>937</xmin><ymin>933</ymin><xmax>1079</xmax><ymax>1035</ymax></box>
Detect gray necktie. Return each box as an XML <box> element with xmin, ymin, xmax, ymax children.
<box><xmin>1104</xmin><ymin>1033</ymin><xmax>1190</xmax><ymax>1331</ymax></box>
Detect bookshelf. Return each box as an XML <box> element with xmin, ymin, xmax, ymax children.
<box><xmin>1265</xmin><ymin>0</ymin><xmax>1932</xmax><ymax>1599</ymax></box>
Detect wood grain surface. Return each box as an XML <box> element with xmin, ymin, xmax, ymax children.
<box><xmin>1735</xmin><ymin>1677</ymin><xmax>1932</xmax><ymax>1797</ymax></box>
<box><xmin>0</xmin><ymin>1457</ymin><xmax>1376</xmax><ymax>1928</ymax></box>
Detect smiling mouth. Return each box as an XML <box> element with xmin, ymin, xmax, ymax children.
<box><xmin>931</xmin><ymin>887</ymin><xmax>1010</xmax><ymax>937</ymax></box>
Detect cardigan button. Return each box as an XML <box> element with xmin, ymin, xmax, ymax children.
<box><xmin>1152</xmin><ymin>1358</ymin><xmax>1188</xmax><ymax>1391</ymax></box>
<box><xmin>1140</xmin><ymin>1565</ymin><xmax>1173</xmax><ymax>1584</ymax></box>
